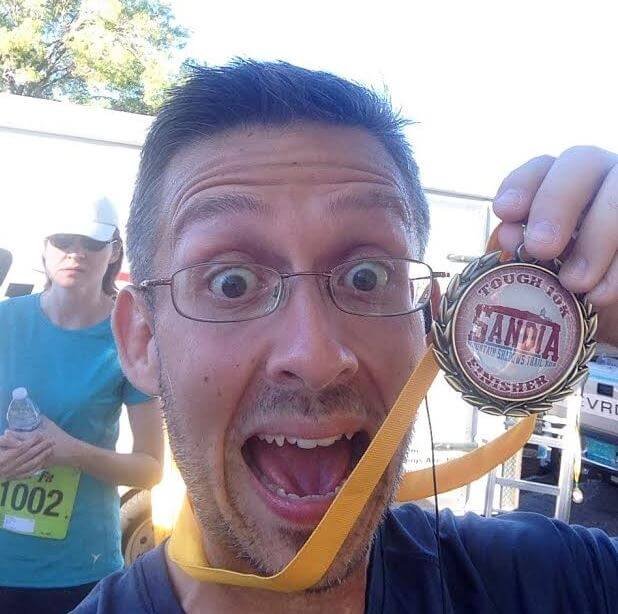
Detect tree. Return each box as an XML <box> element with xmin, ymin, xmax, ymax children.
<box><xmin>0</xmin><ymin>0</ymin><xmax>189</xmax><ymax>114</ymax></box>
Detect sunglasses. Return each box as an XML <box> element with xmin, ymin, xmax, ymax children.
<box><xmin>48</xmin><ymin>234</ymin><xmax>114</xmax><ymax>253</ymax></box>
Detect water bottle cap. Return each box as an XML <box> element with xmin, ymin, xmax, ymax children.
<box><xmin>11</xmin><ymin>387</ymin><xmax>28</xmax><ymax>401</ymax></box>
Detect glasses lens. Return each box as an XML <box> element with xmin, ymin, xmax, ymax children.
<box><xmin>49</xmin><ymin>235</ymin><xmax>73</xmax><ymax>251</ymax></box>
<box><xmin>330</xmin><ymin>258</ymin><xmax>433</xmax><ymax>316</ymax></box>
<box><xmin>171</xmin><ymin>262</ymin><xmax>282</xmax><ymax>322</ymax></box>
<box><xmin>81</xmin><ymin>237</ymin><xmax>110</xmax><ymax>252</ymax></box>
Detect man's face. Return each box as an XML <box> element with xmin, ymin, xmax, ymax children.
<box><xmin>152</xmin><ymin>124</ymin><xmax>426</xmax><ymax>584</ymax></box>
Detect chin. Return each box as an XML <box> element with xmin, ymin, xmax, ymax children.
<box><xmin>54</xmin><ymin>274</ymin><xmax>82</xmax><ymax>287</ymax></box>
<box><xmin>204</xmin><ymin>448</ymin><xmax>399</xmax><ymax>581</ymax></box>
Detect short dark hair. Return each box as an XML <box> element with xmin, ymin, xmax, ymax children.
<box><xmin>127</xmin><ymin>60</ymin><xmax>429</xmax><ymax>282</ymax></box>
<box><xmin>101</xmin><ymin>230</ymin><xmax>124</xmax><ymax>296</ymax></box>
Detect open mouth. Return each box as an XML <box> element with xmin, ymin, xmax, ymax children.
<box><xmin>241</xmin><ymin>429</ymin><xmax>370</xmax><ymax>524</ymax></box>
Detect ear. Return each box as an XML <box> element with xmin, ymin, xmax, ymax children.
<box><xmin>112</xmin><ymin>286</ymin><xmax>160</xmax><ymax>396</ymax></box>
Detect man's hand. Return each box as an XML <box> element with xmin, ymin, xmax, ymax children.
<box><xmin>0</xmin><ymin>431</ymin><xmax>53</xmax><ymax>480</ymax></box>
<box><xmin>493</xmin><ymin>146</ymin><xmax>618</xmax><ymax>345</ymax></box>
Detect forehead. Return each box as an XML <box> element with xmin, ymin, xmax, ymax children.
<box><xmin>168</xmin><ymin>122</ymin><xmax>404</xmax><ymax>184</ymax></box>
<box><xmin>156</xmin><ymin>124</ymin><xmax>414</xmax><ymax>267</ymax></box>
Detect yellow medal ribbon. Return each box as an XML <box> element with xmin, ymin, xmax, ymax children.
<box><xmin>168</xmin><ymin>346</ymin><xmax>535</xmax><ymax>591</ymax></box>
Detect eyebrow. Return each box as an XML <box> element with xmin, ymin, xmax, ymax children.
<box><xmin>327</xmin><ymin>191</ymin><xmax>411</xmax><ymax>227</ymax></box>
<box><xmin>171</xmin><ymin>188</ymin><xmax>410</xmax><ymax>243</ymax></box>
<box><xmin>171</xmin><ymin>193</ymin><xmax>266</xmax><ymax>241</ymax></box>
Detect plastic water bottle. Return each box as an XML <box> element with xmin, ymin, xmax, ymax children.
<box><xmin>6</xmin><ymin>387</ymin><xmax>41</xmax><ymax>432</ymax></box>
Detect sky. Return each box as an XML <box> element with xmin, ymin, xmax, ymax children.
<box><xmin>170</xmin><ymin>0</ymin><xmax>617</xmax><ymax>197</ymax></box>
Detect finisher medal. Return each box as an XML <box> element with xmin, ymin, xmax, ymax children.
<box><xmin>433</xmin><ymin>246</ymin><xmax>597</xmax><ymax>416</ymax></box>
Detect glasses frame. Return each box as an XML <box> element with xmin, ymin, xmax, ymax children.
<box><xmin>140</xmin><ymin>258</ymin><xmax>450</xmax><ymax>323</ymax></box>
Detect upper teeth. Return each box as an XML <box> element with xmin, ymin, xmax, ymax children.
<box><xmin>256</xmin><ymin>432</ymin><xmax>355</xmax><ymax>449</ymax></box>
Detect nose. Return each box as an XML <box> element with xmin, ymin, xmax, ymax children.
<box><xmin>66</xmin><ymin>239</ymin><xmax>86</xmax><ymax>258</ymax></box>
<box><xmin>265</xmin><ymin>277</ymin><xmax>359</xmax><ymax>392</ymax></box>
<box><xmin>67</xmin><ymin>248</ymin><xmax>86</xmax><ymax>259</ymax></box>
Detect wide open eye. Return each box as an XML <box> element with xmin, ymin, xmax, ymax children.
<box><xmin>172</xmin><ymin>263</ymin><xmax>282</xmax><ymax>322</ymax></box>
<box><xmin>343</xmin><ymin>261</ymin><xmax>389</xmax><ymax>292</ymax></box>
<box><xmin>331</xmin><ymin>258</ymin><xmax>429</xmax><ymax>316</ymax></box>
<box><xmin>209</xmin><ymin>266</ymin><xmax>259</xmax><ymax>299</ymax></box>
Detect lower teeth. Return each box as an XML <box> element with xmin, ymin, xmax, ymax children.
<box><xmin>260</xmin><ymin>474</ymin><xmax>343</xmax><ymax>500</ymax></box>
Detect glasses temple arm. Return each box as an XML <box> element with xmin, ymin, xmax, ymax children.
<box><xmin>140</xmin><ymin>279</ymin><xmax>172</xmax><ymax>288</ymax></box>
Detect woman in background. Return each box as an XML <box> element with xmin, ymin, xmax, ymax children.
<box><xmin>0</xmin><ymin>195</ymin><xmax>163</xmax><ymax>614</ymax></box>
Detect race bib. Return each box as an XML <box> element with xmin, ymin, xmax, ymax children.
<box><xmin>0</xmin><ymin>466</ymin><xmax>81</xmax><ymax>540</ymax></box>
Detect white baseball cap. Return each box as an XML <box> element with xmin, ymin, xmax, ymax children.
<box><xmin>45</xmin><ymin>195</ymin><xmax>119</xmax><ymax>242</ymax></box>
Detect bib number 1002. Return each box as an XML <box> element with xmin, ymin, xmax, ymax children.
<box><xmin>0</xmin><ymin>480</ymin><xmax>63</xmax><ymax>517</ymax></box>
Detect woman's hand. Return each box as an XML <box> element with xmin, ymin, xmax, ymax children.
<box><xmin>6</xmin><ymin>416</ymin><xmax>81</xmax><ymax>468</ymax></box>
<box><xmin>37</xmin><ymin>415</ymin><xmax>80</xmax><ymax>466</ymax></box>
<box><xmin>5</xmin><ymin>402</ymin><xmax>163</xmax><ymax>489</ymax></box>
<box><xmin>0</xmin><ymin>431</ymin><xmax>53</xmax><ymax>480</ymax></box>
<box><xmin>493</xmin><ymin>146</ymin><xmax>618</xmax><ymax>345</ymax></box>
<box><xmin>34</xmin><ymin>399</ymin><xmax>164</xmax><ymax>489</ymax></box>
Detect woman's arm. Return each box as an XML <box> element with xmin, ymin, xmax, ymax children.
<box><xmin>36</xmin><ymin>398</ymin><xmax>164</xmax><ymax>489</ymax></box>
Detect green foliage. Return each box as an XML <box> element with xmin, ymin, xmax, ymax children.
<box><xmin>0</xmin><ymin>0</ymin><xmax>189</xmax><ymax>114</ymax></box>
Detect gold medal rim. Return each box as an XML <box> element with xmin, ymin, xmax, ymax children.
<box><xmin>432</xmin><ymin>251</ymin><xmax>597</xmax><ymax>416</ymax></box>
<box><xmin>451</xmin><ymin>261</ymin><xmax>584</xmax><ymax>403</ymax></box>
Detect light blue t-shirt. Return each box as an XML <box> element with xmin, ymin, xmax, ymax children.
<box><xmin>0</xmin><ymin>293</ymin><xmax>149</xmax><ymax>588</ymax></box>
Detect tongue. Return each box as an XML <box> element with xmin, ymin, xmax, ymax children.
<box><xmin>248</xmin><ymin>438</ymin><xmax>353</xmax><ymax>496</ymax></box>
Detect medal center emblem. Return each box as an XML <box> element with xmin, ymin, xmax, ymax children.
<box><xmin>452</xmin><ymin>263</ymin><xmax>583</xmax><ymax>402</ymax></box>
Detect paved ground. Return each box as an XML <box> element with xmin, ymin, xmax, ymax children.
<box><xmin>517</xmin><ymin>459</ymin><xmax>618</xmax><ymax>536</ymax></box>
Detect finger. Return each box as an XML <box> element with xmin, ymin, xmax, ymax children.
<box><xmin>8</xmin><ymin>450</ymin><xmax>52</xmax><ymax>480</ymax></box>
<box><xmin>1</xmin><ymin>448</ymin><xmax>39</xmax><ymax>479</ymax></box>
<box><xmin>14</xmin><ymin>438</ymin><xmax>53</xmax><ymax>465</ymax></box>
<box><xmin>0</xmin><ymin>448</ymin><xmax>22</xmax><ymax>477</ymax></box>
<box><xmin>493</xmin><ymin>155</ymin><xmax>555</xmax><ymax>223</ymax></box>
<box><xmin>497</xmin><ymin>222</ymin><xmax>524</xmax><ymax>254</ymax></box>
<box><xmin>0</xmin><ymin>430</ymin><xmax>33</xmax><ymax>443</ymax></box>
<box><xmin>586</xmin><ymin>252</ymin><xmax>618</xmax><ymax>307</ymax></box>
<box><xmin>6</xmin><ymin>430</ymin><xmax>42</xmax><ymax>446</ymax></box>
<box><xmin>559</xmin><ymin>162</ymin><xmax>618</xmax><ymax>293</ymax></box>
<box><xmin>524</xmin><ymin>146</ymin><xmax>617</xmax><ymax>260</ymax></box>
<box><xmin>0</xmin><ymin>433</ymin><xmax>22</xmax><ymax>448</ymax></box>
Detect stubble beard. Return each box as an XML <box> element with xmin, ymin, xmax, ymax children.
<box><xmin>158</xmin><ymin>365</ymin><xmax>411</xmax><ymax>592</ymax></box>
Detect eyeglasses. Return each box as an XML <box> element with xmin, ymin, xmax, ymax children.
<box><xmin>48</xmin><ymin>234</ymin><xmax>115</xmax><ymax>253</ymax></box>
<box><xmin>140</xmin><ymin>258</ymin><xmax>449</xmax><ymax>323</ymax></box>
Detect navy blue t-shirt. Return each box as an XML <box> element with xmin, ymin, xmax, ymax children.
<box><xmin>73</xmin><ymin>505</ymin><xmax>618</xmax><ymax>613</ymax></box>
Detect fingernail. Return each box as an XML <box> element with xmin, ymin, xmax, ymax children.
<box><xmin>564</xmin><ymin>255</ymin><xmax>588</xmax><ymax>279</ymax></box>
<box><xmin>525</xmin><ymin>219</ymin><xmax>558</xmax><ymax>244</ymax></box>
<box><xmin>494</xmin><ymin>188</ymin><xmax>524</xmax><ymax>208</ymax></box>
